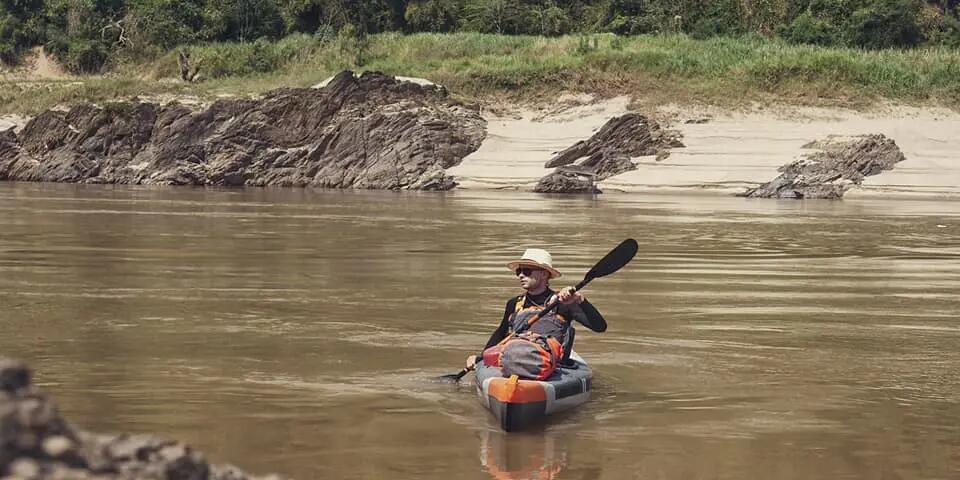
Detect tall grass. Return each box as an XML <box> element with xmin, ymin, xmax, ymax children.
<box><xmin>4</xmin><ymin>32</ymin><xmax>960</xmax><ymax>114</ymax></box>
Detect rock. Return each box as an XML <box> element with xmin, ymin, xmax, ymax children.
<box><xmin>537</xmin><ymin>113</ymin><xmax>683</xmax><ymax>193</ymax></box>
<box><xmin>0</xmin><ymin>359</ymin><xmax>30</xmax><ymax>393</ymax></box>
<box><xmin>42</xmin><ymin>435</ymin><xmax>75</xmax><ymax>458</ymax></box>
<box><xmin>212</xmin><ymin>464</ymin><xmax>286</xmax><ymax>480</ymax></box>
<box><xmin>0</xmin><ymin>71</ymin><xmax>486</xmax><ymax>191</ymax></box>
<box><xmin>591</xmin><ymin>153</ymin><xmax>636</xmax><ymax>180</ymax></box>
<box><xmin>741</xmin><ymin>134</ymin><xmax>906</xmax><ymax>199</ymax></box>
<box><xmin>534</xmin><ymin>167</ymin><xmax>601</xmax><ymax>194</ymax></box>
<box><xmin>0</xmin><ymin>358</ymin><xmax>283</xmax><ymax>479</ymax></box>
<box><xmin>8</xmin><ymin>458</ymin><xmax>40</xmax><ymax>478</ymax></box>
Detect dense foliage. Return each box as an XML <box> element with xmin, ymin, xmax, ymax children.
<box><xmin>2</xmin><ymin>0</ymin><xmax>960</xmax><ymax>73</ymax></box>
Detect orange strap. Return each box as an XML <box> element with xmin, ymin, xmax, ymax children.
<box><xmin>514</xmin><ymin>294</ymin><xmax>568</xmax><ymax>329</ymax></box>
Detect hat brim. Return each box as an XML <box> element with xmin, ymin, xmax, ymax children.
<box><xmin>506</xmin><ymin>260</ymin><xmax>562</xmax><ymax>279</ymax></box>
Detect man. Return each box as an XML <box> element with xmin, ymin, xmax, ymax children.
<box><xmin>465</xmin><ymin>248</ymin><xmax>606</xmax><ymax>370</ymax></box>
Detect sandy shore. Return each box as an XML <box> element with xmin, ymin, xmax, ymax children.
<box><xmin>448</xmin><ymin>99</ymin><xmax>960</xmax><ymax>199</ymax></box>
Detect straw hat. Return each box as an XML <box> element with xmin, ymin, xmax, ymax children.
<box><xmin>506</xmin><ymin>248</ymin><xmax>562</xmax><ymax>278</ymax></box>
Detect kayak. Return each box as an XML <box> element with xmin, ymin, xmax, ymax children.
<box><xmin>474</xmin><ymin>351</ymin><xmax>592</xmax><ymax>432</ymax></box>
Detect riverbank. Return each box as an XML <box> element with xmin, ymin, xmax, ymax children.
<box><xmin>448</xmin><ymin>97</ymin><xmax>960</xmax><ymax>198</ymax></box>
<box><xmin>3</xmin><ymin>32</ymin><xmax>960</xmax><ymax>199</ymax></box>
<box><xmin>3</xmin><ymin>92</ymin><xmax>958</xmax><ymax>198</ymax></box>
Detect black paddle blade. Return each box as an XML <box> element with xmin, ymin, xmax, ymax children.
<box><xmin>436</xmin><ymin>368</ymin><xmax>470</xmax><ymax>383</ymax></box>
<box><xmin>584</xmin><ymin>238</ymin><xmax>638</xmax><ymax>282</ymax></box>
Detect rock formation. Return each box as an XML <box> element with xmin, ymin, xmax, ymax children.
<box><xmin>534</xmin><ymin>113</ymin><xmax>683</xmax><ymax>194</ymax></box>
<box><xmin>533</xmin><ymin>166</ymin><xmax>601</xmax><ymax>194</ymax></box>
<box><xmin>0</xmin><ymin>358</ymin><xmax>283</xmax><ymax>480</ymax></box>
<box><xmin>740</xmin><ymin>134</ymin><xmax>906</xmax><ymax>199</ymax></box>
<box><xmin>0</xmin><ymin>71</ymin><xmax>486</xmax><ymax>190</ymax></box>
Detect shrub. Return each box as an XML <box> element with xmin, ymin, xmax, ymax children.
<box><xmin>0</xmin><ymin>13</ymin><xmax>20</xmax><ymax>64</ymax></box>
<box><xmin>916</xmin><ymin>4</ymin><xmax>960</xmax><ymax>46</ymax></box>
<box><xmin>575</xmin><ymin>34</ymin><xmax>599</xmax><ymax>55</ymax></box>
<box><xmin>125</xmin><ymin>0</ymin><xmax>205</xmax><ymax>50</ymax></box>
<box><xmin>845</xmin><ymin>0</ymin><xmax>923</xmax><ymax>49</ymax></box>
<box><xmin>0</xmin><ymin>0</ymin><xmax>45</xmax><ymax>65</ymax></box>
<box><xmin>687</xmin><ymin>0</ymin><xmax>746</xmax><ymax>39</ymax></box>
<box><xmin>61</xmin><ymin>38</ymin><xmax>111</xmax><ymax>73</ymax></box>
<box><xmin>779</xmin><ymin>11</ymin><xmax>841</xmax><ymax>45</ymax></box>
<box><xmin>314</xmin><ymin>23</ymin><xmax>335</xmax><ymax>43</ymax></box>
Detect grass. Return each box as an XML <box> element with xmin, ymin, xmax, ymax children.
<box><xmin>3</xmin><ymin>32</ymin><xmax>960</xmax><ymax>115</ymax></box>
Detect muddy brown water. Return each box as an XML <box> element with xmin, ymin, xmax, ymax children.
<box><xmin>2</xmin><ymin>182</ymin><xmax>959</xmax><ymax>479</ymax></box>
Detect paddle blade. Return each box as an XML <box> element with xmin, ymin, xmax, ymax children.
<box><xmin>436</xmin><ymin>367</ymin><xmax>470</xmax><ymax>383</ymax></box>
<box><xmin>584</xmin><ymin>238</ymin><xmax>638</xmax><ymax>282</ymax></box>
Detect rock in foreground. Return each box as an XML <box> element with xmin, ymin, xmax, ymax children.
<box><xmin>741</xmin><ymin>134</ymin><xmax>906</xmax><ymax>199</ymax></box>
<box><xmin>0</xmin><ymin>358</ymin><xmax>284</xmax><ymax>480</ymax></box>
<box><xmin>0</xmin><ymin>71</ymin><xmax>486</xmax><ymax>190</ymax></box>
<box><xmin>535</xmin><ymin>113</ymin><xmax>683</xmax><ymax>193</ymax></box>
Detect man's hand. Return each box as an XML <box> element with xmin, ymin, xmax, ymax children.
<box><xmin>557</xmin><ymin>286</ymin><xmax>584</xmax><ymax>305</ymax></box>
<box><xmin>465</xmin><ymin>355</ymin><xmax>478</xmax><ymax>370</ymax></box>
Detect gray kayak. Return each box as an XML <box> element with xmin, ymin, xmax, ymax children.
<box><xmin>474</xmin><ymin>351</ymin><xmax>592</xmax><ymax>432</ymax></box>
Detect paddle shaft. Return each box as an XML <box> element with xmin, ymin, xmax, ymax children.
<box><xmin>522</xmin><ymin>278</ymin><xmax>591</xmax><ymax>328</ymax></box>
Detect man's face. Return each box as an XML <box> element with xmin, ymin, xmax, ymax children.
<box><xmin>515</xmin><ymin>266</ymin><xmax>548</xmax><ymax>291</ymax></box>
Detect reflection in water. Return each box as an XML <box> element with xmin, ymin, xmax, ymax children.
<box><xmin>479</xmin><ymin>429</ymin><xmax>566</xmax><ymax>480</ymax></box>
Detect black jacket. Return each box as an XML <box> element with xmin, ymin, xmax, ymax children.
<box><xmin>478</xmin><ymin>288</ymin><xmax>606</xmax><ymax>360</ymax></box>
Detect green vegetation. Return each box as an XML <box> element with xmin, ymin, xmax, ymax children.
<box><xmin>3</xmin><ymin>0</ymin><xmax>960</xmax><ymax>73</ymax></box>
<box><xmin>3</xmin><ymin>32</ymin><xmax>960</xmax><ymax>115</ymax></box>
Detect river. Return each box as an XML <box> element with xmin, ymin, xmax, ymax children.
<box><xmin>1</xmin><ymin>182</ymin><xmax>958</xmax><ymax>479</ymax></box>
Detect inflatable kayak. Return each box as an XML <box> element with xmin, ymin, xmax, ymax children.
<box><xmin>474</xmin><ymin>351</ymin><xmax>592</xmax><ymax>432</ymax></box>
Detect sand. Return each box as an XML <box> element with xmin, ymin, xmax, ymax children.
<box><xmin>0</xmin><ymin>47</ymin><xmax>68</xmax><ymax>81</ymax></box>
<box><xmin>446</xmin><ymin>95</ymin><xmax>632</xmax><ymax>190</ymax></box>
<box><xmin>447</xmin><ymin>99</ymin><xmax>960</xmax><ymax>199</ymax></box>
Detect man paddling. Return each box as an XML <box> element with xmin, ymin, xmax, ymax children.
<box><xmin>465</xmin><ymin>248</ymin><xmax>607</xmax><ymax>371</ymax></box>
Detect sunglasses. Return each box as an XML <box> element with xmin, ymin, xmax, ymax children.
<box><xmin>515</xmin><ymin>267</ymin><xmax>542</xmax><ymax>276</ymax></box>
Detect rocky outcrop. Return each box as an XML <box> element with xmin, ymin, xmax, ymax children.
<box><xmin>533</xmin><ymin>166</ymin><xmax>601</xmax><ymax>194</ymax></box>
<box><xmin>740</xmin><ymin>134</ymin><xmax>906</xmax><ymax>199</ymax></box>
<box><xmin>0</xmin><ymin>358</ymin><xmax>283</xmax><ymax>480</ymax></box>
<box><xmin>0</xmin><ymin>71</ymin><xmax>486</xmax><ymax>190</ymax></box>
<box><xmin>536</xmin><ymin>113</ymin><xmax>683</xmax><ymax>193</ymax></box>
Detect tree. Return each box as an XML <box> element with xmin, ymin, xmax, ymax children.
<box><xmin>125</xmin><ymin>0</ymin><xmax>205</xmax><ymax>49</ymax></box>
<box><xmin>529</xmin><ymin>0</ymin><xmax>569</xmax><ymax>35</ymax></box>
<box><xmin>846</xmin><ymin>0</ymin><xmax>923</xmax><ymax>48</ymax></box>
<box><xmin>0</xmin><ymin>0</ymin><xmax>47</xmax><ymax>64</ymax></box>
<box><xmin>463</xmin><ymin>0</ymin><xmax>523</xmax><ymax>33</ymax></box>
<box><xmin>205</xmin><ymin>0</ymin><xmax>283</xmax><ymax>42</ymax></box>
<box><xmin>42</xmin><ymin>0</ymin><xmax>127</xmax><ymax>72</ymax></box>
<box><xmin>404</xmin><ymin>0</ymin><xmax>461</xmax><ymax>32</ymax></box>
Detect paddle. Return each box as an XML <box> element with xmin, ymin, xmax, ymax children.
<box><xmin>438</xmin><ymin>238</ymin><xmax>639</xmax><ymax>383</ymax></box>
